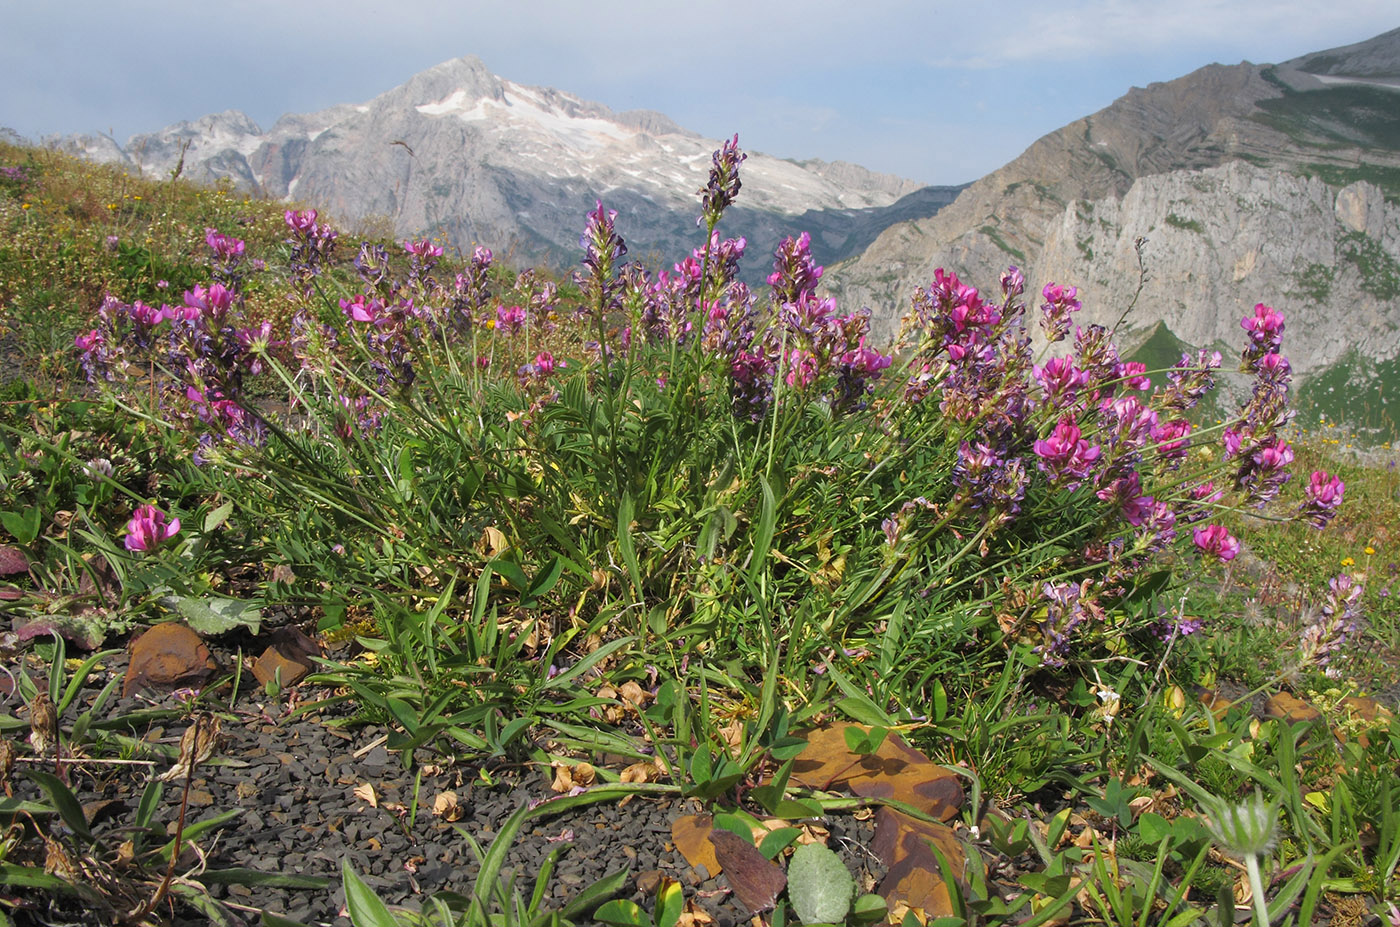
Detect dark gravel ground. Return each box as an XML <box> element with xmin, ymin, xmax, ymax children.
<box><xmin>3</xmin><ymin>635</ymin><xmax>884</xmax><ymax>927</ymax></box>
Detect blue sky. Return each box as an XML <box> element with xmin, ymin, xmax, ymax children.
<box><xmin>1</xmin><ymin>0</ymin><xmax>1393</xmax><ymax>184</ymax></box>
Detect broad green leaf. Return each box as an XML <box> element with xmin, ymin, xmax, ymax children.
<box><xmin>173</xmin><ymin>595</ymin><xmax>263</xmax><ymax>635</ymax></box>
<box><xmin>787</xmin><ymin>842</ymin><xmax>854</xmax><ymax>925</ymax></box>
<box><xmin>203</xmin><ymin>500</ymin><xmax>234</xmax><ymax>533</ymax></box>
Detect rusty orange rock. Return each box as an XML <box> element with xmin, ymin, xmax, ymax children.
<box><xmin>123</xmin><ymin>623</ymin><xmax>218</xmax><ymax>698</ymax></box>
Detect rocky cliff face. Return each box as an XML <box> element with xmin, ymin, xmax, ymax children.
<box><xmin>1032</xmin><ymin>161</ymin><xmax>1400</xmax><ymax>373</ymax></box>
<box><xmin>48</xmin><ymin>56</ymin><xmax>959</xmax><ymax>275</ymax></box>
<box><xmin>828</xmin><ymin>28</ymin><xmax>1400</xmax><ymax>361</ymax></box>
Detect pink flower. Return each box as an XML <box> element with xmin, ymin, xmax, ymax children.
<box><xmin>74</xmin><ymin>329</ymin><xmax>104</xmax><ymax>353</ymax></box>
<box><xmin>205</xmin><ymin>228</ymin><xmax>245</xmax><ymax>261</ymax></box>
<box><xmin>1241</xmin><ymin>303</ymin><xmax>1285</xmax><ymax>350</ymax></box>
<box><xmin>1193</xmin><ymin>524</ymin><xmax>1240</xmax><ymax>562</ymax></box>
<box><xmin>1033</xmin><ymin>418</ymin><xmax>1102</xmax><ymax>488</ymax></box>
<box><xmin>496</xmin><ymin>305</ymin><xmax>526</xmax><ymax>333</ymax></box>
<box><xmin>402</xmin><ymin>239</ymin><xmax>444</xmax><ymax>259</ymax></box>
<box><xmin>340</xmin><ymin>294</ymin><xmax>386</xmax><ymax>324</ymax></box>
<box><xmin>124</xmin><ymin>504</ymin><xmax>180</xmax><ymax>552</ymax></box>
<box><xmin>285</xmin><ymin>209</ymin><xmax>319</xmax><ymax>234</ymax></box>
<box><xmin>1299</xmin><ymin>470</ymin><xmax>1345</xmax><ymax>528</ymax></box>
<box><xmin>785</xmin><ymin>349</ymin><xmax>820</xmax><ymax>390</ymax></box>
<box><xmin>181</xmin><ymin>283</ymin><xmax>234</xmax><ymax>323</ymax></box>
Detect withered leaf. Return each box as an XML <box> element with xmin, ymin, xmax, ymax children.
<box><xmin>353</xmin><ymin>783</ymin><xmax>378</xmax><ymax>808</ymax></box>
<box><xmin>708</xmin><ymin>828</ymin><xmax>785</xmax><ymax>914</ymax></box>
<box><xmin>433</xmin><ymin>791</ymin><xmax>463</xmax><ymax>821</ymax></box>
<box><xmin>790</xmin><ymin>723</ymin><xmax>963</xmax><ymax>822</ymax></box>
<box><xmin>1263</xmin><ymin>692</ymin><xmax>1321</xmax><ymax>724</ymax></box>
<box><xmin>870</xmin><ymin>806</ymin><xmax>965</xmax><ymax>920</ymax></box>
<box><xmin>673</xmin><ymin>814</ymin><xmax>721</xmax><ymax>877</ymax></box>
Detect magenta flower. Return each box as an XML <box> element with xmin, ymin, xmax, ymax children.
<box><xmin>205</xmin><ymin>228</ymin><xmax>245</xmax><ymax>262</ymax></box>
<box><xmin>1097</xmin><ymin>471</ymin><xmax>1153</xmax><ymax>526</ymax></box>
<box><xmin>285</xmin><ymin>209</ymin><xmax>318</xmax><ymax>234</ymax></box>
<box><xmin>1241</xmin><ymin>303</ymin><xmax>1285</xmax><ymax>351</ymax></box>
<box><xmin>403</xmin><ymin>239</ymin><xmax>444</xmax><ymax>260</ymax></box>
<box><xmin>1033</xmin><ymin>418</ymin><xmax>1102</xmax><ymax>489</ymax></box>
<box><xmin>1299</xmin><ymin>470</ymin><xmax>1345</xmax><ymax>528</ymax></box>
<box><xmin>74</xmin><ymin>329</ymin><xmax>104</xmax><ymax>353</ymax></box>
<box><xmin>181</xmin><ymin>283</ymin><xmax>234</xmax><ymax>323</ymax></box>
<box><xmin>340</xmin><ymin>294</ymin><xmax>386</xmax><ymax>325</ymax></box>
<box><xmin>496</xmin><ymin>305</ymin><xmax>527</xmax><ymax>333</ymax></box>
<box><xmin>1151</xmin><ymin>419</ymin><xmax>1192</xmax><ymax>463</ymax></box>
<box><xmin>1193</xmin><ymin>524</ymin><xmax>1240</xmax><ymax>562</ymax></box>
<box><xmin>124</xmin><ymin>504</ymin><xmax>180</xmax><ymax>552</ymax></box>
<box><xmin>1115</xmin><ymin>361</ymin><xmax>1151</xmax><ymax>391</ymax></box>
<box><xmin>1034</xmin><ymin>357</ymin><xmax>1091</xmax><ymax>408</ymax></box>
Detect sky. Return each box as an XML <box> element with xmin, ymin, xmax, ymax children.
<box><xmin>1</xmin><ymin>1</ymin><xmax>1395</xmax><ymax>185</ymax></box>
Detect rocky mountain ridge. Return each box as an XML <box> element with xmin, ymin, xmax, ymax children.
<box><xmin>829</xmin><ymin>28</ymin><xmax>1400</xmax><ymax>373</ymax></box>
<box><xmin>46</xmin><ymin>56</ymin><xmax>959</xmax><ymax>275</ymax></box>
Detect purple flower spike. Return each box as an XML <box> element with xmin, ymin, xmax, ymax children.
<box><xmin>1193</xmin><ymin>524</ymin><xmax>1240</xmax><ymax>562</ymax></box>
<box><xmin>124</xmin><ymin>504</ymin><xmax>180</xmax><ymax>552</ymax></box>
<box><xmin>1039</xmin><ymin>282</ymin><xmax>1081</xmax><ymax>343</ymax></box>
<box><xmin>698</xmin><ymin>134</ymin><xmax>745</xmax><ymax>228</ymax></box>
<box><xmin>1241</xmin><ymin>303</ymin><xmax>1285</xmax><ymax>371</ymax></box>
<box><xmin>769</xmin><ymin>232</ymin><xmax>823</xmax><ymax>305</ymax></box>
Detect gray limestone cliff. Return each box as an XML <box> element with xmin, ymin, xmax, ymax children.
<box><xmin>1032</xmin><ymin>161</ymin><xmax>1400</xmax><ymax>375</ymax></box>
<box><xmin>827</xmin><ymin>27</ymin><xmax>1400</xmax><ymax>366</ymax></box>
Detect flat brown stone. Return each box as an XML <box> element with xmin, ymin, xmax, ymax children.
<box><xmin>123</xmin><ymin>623</ymin><xmax>218</xmax><ymax>698</ymax></box>
<box><xmin>252</xmin><ymin>645</ymin><xmax>312</xmax><ymax>688</ymax></box>
<box><xmin>1264</xmin><ymin>692</ymin><xmax>1322</xmax><ymax>724</ymax></box>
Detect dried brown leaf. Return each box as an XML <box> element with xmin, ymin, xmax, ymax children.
<box><xmin>789</xmin><ymin>723</ymin><xmax>963</xmax><ymax>822</ymax></box>
<box><xmin>672</xmin><ymin>814</ymin><xmax>720</xmax><ymax>877</ymax></box>
<box><xmin>433</xmin><ymin>792</ymin><xmax>463</xmax><ymax>821</ymax></box>
<box><xmin>353</xmin><ymin>783</ymin><xmax>378</xmax><ymax>808</ymax></box>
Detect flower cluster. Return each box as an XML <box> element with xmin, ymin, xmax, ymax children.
<box><xmin>285</xmin><ymin>209</ymin><xmax>339</xmax><ymax>293</ymax></box>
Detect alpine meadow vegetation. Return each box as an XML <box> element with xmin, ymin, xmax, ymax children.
<box><xmin>1</xmin><ymin>134</ymin><xmax>1397</xmax><ymax>926</ymax></box>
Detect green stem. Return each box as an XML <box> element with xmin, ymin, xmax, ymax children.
<box><xmin>1246</xmin><ymin>853</ymin><xmax>1270</xmax><ymax>927</ymax></box>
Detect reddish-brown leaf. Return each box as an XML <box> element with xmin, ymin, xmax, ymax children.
<box><xmin>709</xmin><ymin>827</ymin><xmax>785</xmax><ymax>914</ymax></box>
<box><xmin>0</xmin><ymin>547</ymin><xmax>29</xmax><ymax>576</ymax></box>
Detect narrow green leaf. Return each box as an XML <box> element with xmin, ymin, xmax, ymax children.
<box><xmin>197</xmin><ymin>868</ymin><xmax>332</xmax><ymax>889</ymax></box>
<box><xmin>747</xmin><ymin>476</ymin><xmax>777</xmax><ymax>584</ymax></box>
<box><xmin>616</xmin><ymin>493</ymin><xmax>644</xmax><ymax>601</ymax></box>
<box><xmin>23</xmin><ymin>770</ymin><xmax>92</xmax><ymax>844</ymax></box>
<box><xmin>341</xmin><ymin>860</ymin><xmax>399</xmax><ymax>927</ymax></box>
